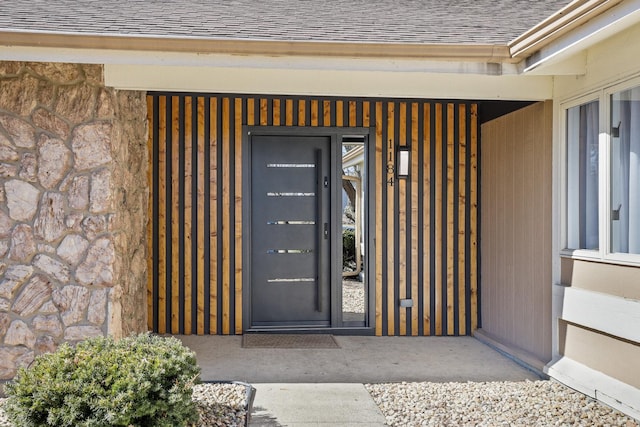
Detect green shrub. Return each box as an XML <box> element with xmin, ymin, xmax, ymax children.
<box><xmin>5</xmin><ymin>333</ymin><xmax>201</xmax><ymax>427</ymax></box>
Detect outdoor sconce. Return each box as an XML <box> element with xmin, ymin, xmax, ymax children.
<box><xmin>386</xmin><ymin>143</ymin><xmax>410</xmax><ymax>186</ymax></box>
<box><xmin>396</xmin><ymin>146</ymin><xmax>410</xmax><ymax>179</ymax></box>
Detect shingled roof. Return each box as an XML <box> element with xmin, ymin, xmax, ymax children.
<box><xmin>0</xmin><ymin>0</ymin><xmax>572</xmax><ymax>45</ymax></box>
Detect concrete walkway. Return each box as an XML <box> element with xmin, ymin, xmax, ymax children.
<box><xmin>250</xmin><ymin>384</ymin><xmax>387</xmax><ymax>426</ymax></box>
<box><xmin>177</xmin><ymin>335</ymin><xmax>541</xmax><ymax>426</ymax></box>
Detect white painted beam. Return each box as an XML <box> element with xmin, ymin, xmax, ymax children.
<box><xmin>104</xmin><ymin>64</ymin><xmax>552</xmax><ymax>100</ymax></box>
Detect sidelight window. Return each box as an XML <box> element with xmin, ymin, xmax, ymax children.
<box><xmin>562</xmin><ymin>77</ymin><xmax>640</xmax><ymax>265</ymax></box>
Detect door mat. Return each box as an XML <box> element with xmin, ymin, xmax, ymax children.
<box><xmin>242</xmin><ymin>334</ymin><xmax>340</xmax><ymax>349</ymax></box>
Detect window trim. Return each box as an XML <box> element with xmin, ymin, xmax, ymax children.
<box><xmin>560</xmin><ymin>75</ymin><xmax>640</xmax><ymax>267</ymax></box>
<box><xmin>560</xmin><ymin>92</ymin><xmax>603</xmax><ymax>260</ymax></box>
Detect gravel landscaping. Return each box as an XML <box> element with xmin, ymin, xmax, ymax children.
<box><xmin>343</xmin><ymin>277</ymin><xmax>366</xmax><ymax>322</ymax></box>
<box><xmin>2</xmin><ymin>379</ymin><xmax>638</xmax><ymax>426</ymax></box>
<box><xmin>366</xmin><ymin>380</ymin><xmax>639</xmax><ymax>427</ymax></box>
<box><xmin>0</xmin><ymin>383</ymin><xmax>250</xmax><ymax>427</ymax></box>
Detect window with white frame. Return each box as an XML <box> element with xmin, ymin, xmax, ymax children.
<box><xmin>563</xmin><ymin>78</ymin><xmax>640</xmax><ymax>263</ymax></box>
<box><xmin>610</xmin><ymin>84</ymin><xmax>640</xmax><ymax>255</ymax></box>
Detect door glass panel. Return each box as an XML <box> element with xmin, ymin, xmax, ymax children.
<box><xmin>342</xmin><ymin>138</ymin><xmax>366</xmax><ymax>324</ymax></box>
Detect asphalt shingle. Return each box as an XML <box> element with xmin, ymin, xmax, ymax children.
<box><xmin>0</xmin><ymin>0</ymin><xmax>572</xmax><ymax>45</ymax></box>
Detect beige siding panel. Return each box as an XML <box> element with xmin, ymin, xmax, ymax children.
<box><xmin>560</xmin><ymin>321</ymin><xmax>640</xmax><ymax>389</ymax></box>
<box><xmin>561</xmin><ymin>258</ymin><xmax>640</xmax><ymax>300</ymax></box>
<box><xmin>479</xmin><ymin>101</ymin><xmax>553</xmax><ymax>363</ymax></box>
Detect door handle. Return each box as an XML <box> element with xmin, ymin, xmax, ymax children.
<box><xmin>316</xmin><ymin>149</ymin><xmax>323</xmax><ymax>312</ymax></box>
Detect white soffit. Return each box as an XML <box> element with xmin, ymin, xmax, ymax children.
<box><xmin>522</xmin><ymin>0</ymin><xmax>640</xmax><ymax>74</ymax></box>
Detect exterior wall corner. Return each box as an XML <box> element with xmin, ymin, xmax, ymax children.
<box><xmin>0</xmin><ymin>61</ymin><xmax>148</xmax><ymax>379</ymax></box>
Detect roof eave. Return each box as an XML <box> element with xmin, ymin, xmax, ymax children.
<box><xmin>508</xmin><ymin>0</ymin><xmax>623</xmax><ymax>59</ymax></box>
<box><xmin>0</xmin><ymin>29</ymin><xmax>514</xmax><ymax>62</ymax></box>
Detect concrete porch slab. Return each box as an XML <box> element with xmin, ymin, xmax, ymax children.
<box><xmin>177</xmin><ymin>335</ymin><xmax>541</xmax><ymax>384</ymax></box>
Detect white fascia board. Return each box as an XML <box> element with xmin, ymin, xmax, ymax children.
<box><xmin>104</xmin><ymin>64</ymin><xmax>552</xmax><ymax>101</ymax></box>
<box><xmin>546</xmin><ymin>356</ymin><xmax>640</xmax><ymax>421</ymax></box>
<box><xmin>561</xmin><ymin>286</ymin><xmax>640</xmax><ymax>343</ymax></box>
<box><xmin>522</xmin><ymin>0</ymin><xmax>640</xmax><ymax>74</ymax></box>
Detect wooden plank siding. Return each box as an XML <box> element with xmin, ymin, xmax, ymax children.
<box><xmin>147</xmin><ymin>93</ymin><xmax>479</xmax><ymax>336</ymax></box>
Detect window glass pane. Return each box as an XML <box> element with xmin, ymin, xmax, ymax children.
<box><xmin>566</xmin><ymin>101</ymin><xmax>599</xmax><ymax>250</ymax></box>
<box><xmin>341</xmin><ymin>140</ymin><xmax>366</xmax><ymax>324</ymax></box>
<box><xmin>610</xmin><ymin>85</ymin><xmax>640</xmax><ymax>254</ymax></box>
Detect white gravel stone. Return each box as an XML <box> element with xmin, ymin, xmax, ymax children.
<box><xmin>365</xmin><ymin>380</ymin><xmax>639</xmax><ymax>427</ymax></box>
<box><xmin>342</xmin><ymin>277</ymin><xmax>365</xmax><ymax>314</ymax></box>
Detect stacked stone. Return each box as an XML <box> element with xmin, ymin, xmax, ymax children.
<box><xmin>0</xmin><ymin>62</ymin><xmax>149</xmax><ymax>379</ymax></box>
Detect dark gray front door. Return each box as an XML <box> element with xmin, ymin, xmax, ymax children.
<box><xmin>250</xmin><ymin>135</ymin><xmax>331</xmax><ymax>326</ymax></box>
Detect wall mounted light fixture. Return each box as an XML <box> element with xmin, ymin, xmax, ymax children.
<box><xmin>396</xmin><ymin>146</ymin><xmax>410</xmax><ymax>179</ymax></box>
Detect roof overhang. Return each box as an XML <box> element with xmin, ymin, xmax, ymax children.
<box><xmin>0</xmin><ymin>29</ymin><xmax>513</xmax><ymax>62</ymax></box>
<box><xmin>1</xmin><ymin>0</ymin><xmax>637</xmax><ymax>97</ymax></box>
<box><xmin>0</xmin><ymin>26</ymin><xmax>553</xmax><ymax>100</ymax></box>
<box><xmin>509</xmin><ymin>0</ymin><xmax>640</xmax><ymax>74</ymax></box>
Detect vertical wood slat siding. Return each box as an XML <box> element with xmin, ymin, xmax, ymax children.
<box><xmin>147</xmin><ymin>94</ymin><xmax>478</xmax><ymax>336</ymax></box>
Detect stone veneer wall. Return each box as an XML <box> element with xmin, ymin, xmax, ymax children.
<box><xmin>0</xmin><ymin>62</ymin><xmax>149</xmax><ymax>379</ymax></box>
